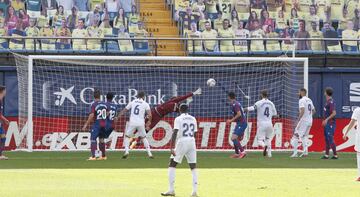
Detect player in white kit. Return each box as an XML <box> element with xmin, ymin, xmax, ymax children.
<box><xmin>290</xmin><ymin>88</ymin><xmax>316</xmax><ymax>158</ymax></box>
<box><xmin>118</xmin><ymin>91</ymin><xmax>153</xmax><ymax>159</ymax></box>
<box><xmin>161</xmin><ymin>104</ymin><xmax>198</xmax><ymax>197</ymax></box>
<box><xmin>343</xmin><ymin>107</ymin><xmax>360</xmax><ymax>181</ymax></box>
<box><xmin>246</xmin><ymin>90</ymin><xmax>277</xmax><ymax>157</ymax></box>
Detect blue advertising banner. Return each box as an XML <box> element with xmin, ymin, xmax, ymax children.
<box><xmin>31</xmin><ymin>65</ymin><xmax>301</xmax><ymax>118</ymax></box>
<box><xmin>4</xmin><ymin>71</ymin><xmax>18</xmax><ymax>116</ymax></box>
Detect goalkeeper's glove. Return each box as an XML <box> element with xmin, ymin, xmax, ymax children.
<box><xmin>186</xmin><ymin>97</ymin><xmax>193</xmax><ymax>105</ymax></box>
<box><xmin>193</xmin><ymin>88</ymin><xmax>202</xmax><ymax>95</ymax></box>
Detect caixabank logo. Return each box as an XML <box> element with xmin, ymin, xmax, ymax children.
<box><xmin>53</xmin><ymin>86</ymin><xmax>77</xmax><ymax>106</ymax></box>
<box><xmin>41</xmin><ymin>81</ymin><xmax>168</xmax><ymax>115</ymax></box>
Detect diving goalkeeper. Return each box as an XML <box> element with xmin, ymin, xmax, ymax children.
<box><xmin>129</xmin><ymin>88</ymin><xmax>202</xmax><ymax>149</ymax></box>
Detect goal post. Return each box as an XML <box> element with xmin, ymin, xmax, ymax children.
<box><xmin>14</xmin><ymin>55</ymin><xmax>308</xmax><ymax>152</ymax></box>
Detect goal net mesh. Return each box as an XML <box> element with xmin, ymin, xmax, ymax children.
<box><xmin>14</xmin><ymin>55</ymin><xmax>305</xmax><ymax>151</ymax></box>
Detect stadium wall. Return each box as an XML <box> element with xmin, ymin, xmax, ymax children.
<box><xmin>0</xmin><ymin>66</ymin><xmax>359</xmax><ymax>152</ymax></box>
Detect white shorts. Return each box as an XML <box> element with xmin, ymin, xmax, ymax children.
<box><xmin>125</xmin><ymin>124</ymin><xmax>146</xmax><ymax>138</ymax></box>
<box><xmin>257</xmin><ymin>122</ymin><xmax>274</xmax><ymax>142</ymax></box>
<box><xmin>355</xmin><ymin>130</ymin><xmax>360</xmax><ymax>152</ymax></box>
<box><xmin>171</xmin><ymin>139</ymin><xmax>197</xmax><ymax>164</ymax></box>
<box><xmin>295</xmin><ymin>121</ymin><xmax>312</xmax><ymax>138</ymax></box>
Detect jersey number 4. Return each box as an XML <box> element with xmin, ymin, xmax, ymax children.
<box><xmin>182</xmin><ymin>123</ymin><xmax>195</xmax><ymax>137</ymax></box>
<box><xmin>264</xmin><ymin>107</ymin><xmax>270</xmax><ymax>117</ymax></box>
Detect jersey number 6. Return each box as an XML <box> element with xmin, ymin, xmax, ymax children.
<box><xmin>133</xmin><ymin>105</ymin><xmax>140</xmax><ymax>115</ymax></box>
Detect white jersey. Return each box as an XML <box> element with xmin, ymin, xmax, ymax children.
<box><xmin>174</xmin><ymin>113</ymin><xmax>198</xmax><ymax>141</ymax></box>
<box><xmin>351</xmin><ymin>107</ymin><xmax>360</xmax><ymax>152</ymax></box>
<box><xmin>299</xmin><ymin>96</ymin><xmax>315</xmax><ymax>123</ymax></box>
<box><xmin>253</xmin><ymin>99</ymin><xmax>277</xmax><ymax>124</ymax></box>
<box><xmin>352</xmin><ymin>107</ymin><xmax>360</xmax><ymax>128</ymax></box>
<box><xmin>125</xmin><ymin>98</ymin><xmax>150</xmax><ymax>126</ymax></box>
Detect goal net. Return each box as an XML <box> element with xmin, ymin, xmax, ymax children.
<box><xmin>14</xmin><ymin>55</ymin><xmax>308</xmax><ymax>151</ymax></box>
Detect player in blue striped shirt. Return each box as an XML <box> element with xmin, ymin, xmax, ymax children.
<box><xmin>226</xmin><ymin>92</ymin><xmax>248</xmax><ymax>159</ymax></box>
<box><xmin>82</xmin><ymin>89</ymin><xmax>108</xmax><ymax>160</ymax></box>
<box><xmin>321</xmin><ymin>87</ymin><xmax>338</xmax><ymax>159</ymax></box>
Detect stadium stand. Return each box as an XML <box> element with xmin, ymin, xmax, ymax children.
<box><xmin>0</xmin><ymin>0</ymin><xmax>151</xmax><ymax>54</ymax></box>
<box><xmin>169</xmin><ymin>0</ymin><xmax>360</xmax><ymax>56</ymax></box>
<box><xmin>0</xmin><ymin>0</ymin><xmax>359</xmax><ymax>56</ymax></box>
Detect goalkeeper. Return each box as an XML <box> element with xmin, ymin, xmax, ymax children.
<box><xmin>129</xmin><ymin>88</ymin><xmax>202</xmax><ymax>149</ymax></box>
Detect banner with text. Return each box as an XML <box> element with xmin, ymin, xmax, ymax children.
<box><xmin>4</xmin><ymin>117</ymin><xmax>356</xmax><ymax>152</ymax></box>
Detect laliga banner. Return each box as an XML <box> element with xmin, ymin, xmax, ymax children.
<box><xmin>4</xmin><ymin>117</ymin><xmax>356</xmax><ymax>152</ymax></box>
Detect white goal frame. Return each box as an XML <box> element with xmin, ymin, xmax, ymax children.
<box><xmin>24</xmin><ymin>55</ymin><xmax>309</xmax><ymax>152</ymax></box>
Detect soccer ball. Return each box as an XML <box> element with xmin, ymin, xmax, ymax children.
<box><xmin>207</xmin><ymin>78</ymin><xmax>216</xmax><ymax>87</ymax></box>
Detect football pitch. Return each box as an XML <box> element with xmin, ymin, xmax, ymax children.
<box><xmin>0</xmin><ymin>151</ymin><xmax>359</xmax><ymax>197</ymax></box>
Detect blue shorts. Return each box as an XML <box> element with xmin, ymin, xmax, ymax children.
<box><xmin>0</xmin><ymin>127</ymin><xmax>5</xmax><ymax>135</ymax></box>
<box><xmin>91</xmin><ymin>127</ymin><xmax>106</xmax><ymax>141</ymax></box>
<box><xmin>233</xmin><ymin>123</ymin><xmax>247</xmax><ymax>136</ymax></box>
<box><xmin>104</xmin><ymin>128</ymin><xmax>114</xmax><ymax>138</ymax></box>
<box><xmin>324</xmin><ymin>123</ymin><xmax>336</xmax><ymax>137</ymax></box>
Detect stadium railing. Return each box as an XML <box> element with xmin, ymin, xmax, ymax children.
<box><xmin>0</xmin><ymin>36</ymin><xmax>360</xmax><ymax>57</ymax></box>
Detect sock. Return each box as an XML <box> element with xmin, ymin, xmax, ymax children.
<box><xmin>325</xmin><ymin>145</ymin><xmax>330</xmax><ymax>156</ymax></box>
<box><xmin>331</xmin><ymin>143</ymin><xmax>337</xmax><ymax>156</ymax></box>
<box><xmin>301</xmin><ymin>136</ymin><xmax>308</xmax><ymax>154</ymax></box>
<box><xmin>90</xmin><ymin>141</ymin><xmax>97</xmax><ymax>157</ymax></box>
<box><xmin>266</xmin><ymin>139</ymin><xmax>272</xmax><ymax>155</ymax></box>
<box><xmin>142</xmin><ymin>138</ymin><xmax>152</xmax><ymax>157</ymax></box>
<box><xmin>265</xmin><ymin>138</ymin><xmax>271</xmax><ymax>147</ymax></box>
<box><xmin>99</xmin><ymin>142</ymin><xmax>106</xmax><ymax>157</ymax></box>
<box><xmin>191</xmin><ymin>169</ymin><xmax>198</xmax><ymax>193</ymax></box>
<box><xmin>239</xmin><ymin>144</ymin><xmax>245</xmax><ymax>153</ymax></box>
<box><xmin>124</xmin><ymin>137</ymin><xmax>130</xmax><ymax>154</ymax></box>
<box><xmin>168</xmin><ymin>167</ymin><xmax>176</xmax><ymax>192</ymax></box>
<box><xmin>232</xmin><ymin>139</ymin><xmax>240</xmax><ymax>154</ymax></box>
<box><xmin>0</xmin><ymin>137</ymin><xmax>5</xmax><ymax>156</ymax></box>
<box><xmin>268</xmin><ymin>146</ymin><xmax>272</xmax><ymax>155</ymax></box>
<box><xmin>357</xmin><ymin>152</ymin><xmax>360</xmax><ymax>177</ymax></box>
<box><xmin>291</xmin><ymin>137</ymin><xmax>298</xmax><ymax>154</ymax></box>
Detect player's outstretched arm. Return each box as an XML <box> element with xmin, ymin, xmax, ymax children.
<box><xmin>117</xmin><ymin>108</ymin><xmax>129</xmax><ymax>118</ymax></box>
<box><xmin>171</xmin><ymin>90</ymin><xmax>200</xmax><ymax>104</ymax></box>
<box><xmin>192</xmin><ymin>88</ymin><xmax>202</xmax><ymax>96</ymax></box>
<box><xmin>245</xmin><ymin>106</ymin><xmax>255</xmax><ymax>113</ymax></box>
<box><xmin>81</xmin><ymin>113</ymin><xmax>94</xmax><ymax>131</ymax></box>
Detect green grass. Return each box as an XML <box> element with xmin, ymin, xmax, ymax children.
<box><xmin>0</xmin><ymin>151</ymin><xmax>357</xmax><ymax>169</ymax></box>
<box><xmin>0</xmin><ymin>151</ymin><xmax>359</xmax><ymax>197</ymax></box>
